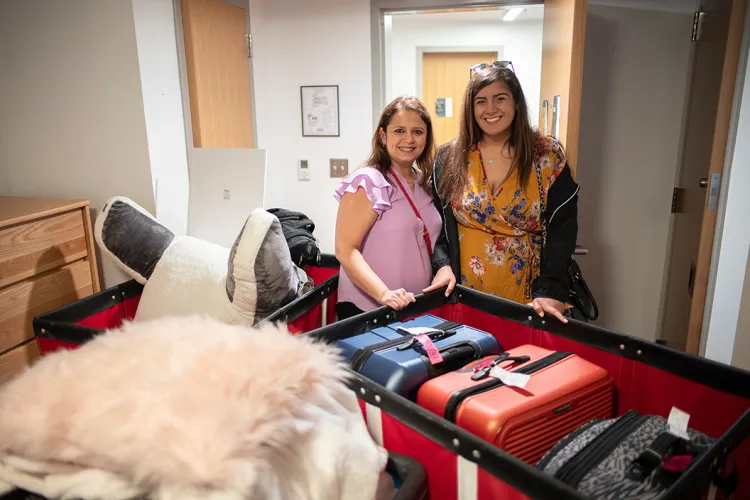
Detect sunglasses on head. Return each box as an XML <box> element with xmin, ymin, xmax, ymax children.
<box><xmin>470</xmin><ymin>60</ymin><xmax>515</xmax><ymax>75</ymax></box>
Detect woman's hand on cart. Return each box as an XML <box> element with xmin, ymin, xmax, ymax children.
<box><xmin>378</xmin><ymin>288</ymin><xmax>416</xmax><ymax>310</ymax></box>
<box><xmin>530</xmin><ymin>297</ymin><xmax>568</xmax><ymax>324</ymax></box>
<box><xmin>422</xmin><ymin>265</ymin><xmax>457</xmax><ymax>297</ymax></box>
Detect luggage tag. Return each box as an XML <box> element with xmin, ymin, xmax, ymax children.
<box><xmin>489</xmin><ymin>366</ymin><xmax>531</xmax><ymax>388</ymax></box>
<box><xmin>472</xmin><ymin>354</ymin><xmax>531</xmax><ymax>381</ymax></box>
<box><xmin>414</xmin><ymin>335</ymin><xmax>444</xmax><ymax>365</ymax></box>
<box><xmin>397</xmin><ymin>327</ymin><xmax>443</xmax><ymax>336</ymax></box>
<box><xmin>395</xmin><ymin>327</ymin><xmax>452</xmax><ymax>365</ymax></box>
<box><xmin>667</xmin><ymin>407</ymin><xmax>691</xmax><ymax>441</ymax></box>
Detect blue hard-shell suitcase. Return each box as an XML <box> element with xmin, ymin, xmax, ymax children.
<box><xmin>335</xmin><ymin>314</ymin><xmax>502</xmax><ymax>400</ymax></box>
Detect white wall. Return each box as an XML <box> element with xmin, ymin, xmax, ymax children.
<box><xmin>132</xmin><ymin>0</ymin><xmax>191</xmax><ymax>236</ymax></box>
<box><xmin>187</xmin><ymin>148</ymin><xmax>267</xmax><ymax>248</ymax></box>
<box><xmin>576</xmin><ymin>5</ymin><xmax>694</xmax><ymax>341</ymax></box>
<box><xmin>388</xmin><ymin>9</ymin><xmax>544</xmax><ymax>127</ymax></box>
<box><xmin>0</xmin><ymin>0</ymin><xmax>156</xmax><ymax>288</ymax></box>
<box><xmin>249</xmin><ymin>0</ymin><xmax>374</xmax><ymax>253</ymax></box>
<box><xmin>703</xmin><ymin>4</ymin><xmax>750</xmax><ymax>365</ymax></box>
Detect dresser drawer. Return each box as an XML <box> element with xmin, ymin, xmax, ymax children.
<box><xmin>0</xmin><ymin>339</ymin><xmax>40</xmax><ymax>385</ymax></box>
<box><xmin>0</xmin><ymin>260</ymin><xmax>94</xmax><ymax>354</ymax></box>
<box><xmin>0</xmin><ymin>209</ymin><xmax>89</xmax><ymax>289</ymax></box>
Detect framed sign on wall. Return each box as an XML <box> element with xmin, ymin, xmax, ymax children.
<box><xmin>300</xmin><ymin>85</ymin><xmax>340</xmax><ymax>137</ymax></box>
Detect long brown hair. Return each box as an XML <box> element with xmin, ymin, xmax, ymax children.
<box><xmin>438</xmin><ymin>66</ymin><xmax>540</xmax><ymax>203</ymax></box>
<box><xmin>366</xmin><ymin>96</ymin><xmax>435</xmax><ymax>190</ymax></box>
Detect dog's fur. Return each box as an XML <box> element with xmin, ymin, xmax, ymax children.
<box><xmin>0</xmin><ymin>317</ymin><xmax>388</xmax><ymax>499</ymax></box>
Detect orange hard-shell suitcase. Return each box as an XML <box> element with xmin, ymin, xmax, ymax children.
<box><xmin>416</xmin><ymin>345</ymin><xmax>615</xmax><ymax>465</ymax></box>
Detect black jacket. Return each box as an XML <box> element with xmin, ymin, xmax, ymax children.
<box><xmin>430</xmin><ymin>145</ymin><xmax>580</xmax><ymax>303</ymax></box>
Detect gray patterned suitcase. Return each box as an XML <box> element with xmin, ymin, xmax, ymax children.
<box><xmin>537</xmin><ymin>409</ymin><xmax>723</xmax><ymax>499</ymax></box>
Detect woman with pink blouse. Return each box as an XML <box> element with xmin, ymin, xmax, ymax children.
<box><xmin>334</xmin><ymin>96</ymin><xmax>457</xmax><ymax>320</ymax></box>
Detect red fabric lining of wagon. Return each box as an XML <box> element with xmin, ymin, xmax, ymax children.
<box><xmin>36</xmin><ymin>337</ymin><xmax>82</xmax><ymax>356</ymax></box>
<box><xmin>288</xmin><ymin>265</ymin><xmax>339</xmax><ymax>333</ymax></box>
<box><xmin>74</xmin><ymin>296</ymin><xmax>141</xmax><ymax>330</ymax></box>
<box><xmin>37</xmin><ymin>295</ymin><xmax>142</xmax><ymax>355</ymax></box>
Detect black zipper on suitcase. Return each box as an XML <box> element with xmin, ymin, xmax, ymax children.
<box><xmin>443</xmin><ymin>351</ymin><xmax>572</xmax><ymax>423</ymax></box>
<box><xmin>431</xmin><ymin>320</ymin><xmax>462</xmax><ymax>331</ymax></box>
<box><xmin>350</xmin><ymin>320</ymin><xmax>463</xmax><ymax>373</ymax></box>
<box><xmin>553</xmin><ymin>410</ymin><xmax>647</xmax><ymax>488</ymax></box>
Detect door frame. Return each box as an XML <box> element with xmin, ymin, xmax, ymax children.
<box><xmin>414</xmin><ymin>46</ymin><xmax>503</xmax><ymax>100</ymax></box>
<box><xmin>370</xmin><ymin>0</ymin><xmax>541</xmax><ymax>128</ymax></box>
<box><xmin>172</xmin><ymin>0</ymin><xmax>260</xmax><ymax>160</ymax></box>
<box><xmin>654</xmin><ymin>1</ymin><xmax>702</xmax><ymax>345</ymax></box>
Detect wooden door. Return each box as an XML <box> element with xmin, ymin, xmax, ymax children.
<box><xmin>660</xmin><ymin>0</ymin><xmax>747</xmax><ymax>354</ymax></box>
<box><xmin>538</xmin><ymin>0</ymin><xmax>587</xmax><ymax>176</ymax></box>
<box><xmin>181</xmin><ymin>0</ymin><xmax>254</xmax><ymax>148</ymax></box>
<box><xmin>422</xmin><ymin>51</ymin><xmax>496</xmax><ymax>146</ymax></box>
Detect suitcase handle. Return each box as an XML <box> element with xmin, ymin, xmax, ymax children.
<box><xmin>421</xmin><ymin>342</ymin><xmax>483</xmax><ymax>375</ymax></box>
<box><xmin>469</xmin><ymin>353</ymin><xmax>532</xmax><ymax>381</ymax></box>
<box><xmin>434</xmin><ymin>340</ymin><xmax>478</xmax><ymax>356</ymax></box>
<box><xmin>395</xmin><ymin>329</ymin><xmax>457</xmax><ymax>351</ymax></box>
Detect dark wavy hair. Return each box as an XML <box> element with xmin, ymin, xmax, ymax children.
<box><xmin>438</xmin><ymin>66</ymin><xmax>540</xmax><ymax>203</ymax></box>
<box><xmin>366</xmin><ymin>96</ymin><xmax>435</xmax><ymax>190</ymax></box>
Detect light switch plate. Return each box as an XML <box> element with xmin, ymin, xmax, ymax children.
<box><xmin>330</xmin><ymin>159</ymin><xmax>349</xmax><ymax>178</ymax></box>
<box><xmin>298</xmin><ymin>159</ymin><xmax>310</xmax><ymax>181</ymax></box>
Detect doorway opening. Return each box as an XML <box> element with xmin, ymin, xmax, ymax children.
<box><xmin>573</xmin><ymin>0</ymin><xmax>746</xmax><ymax>355</ymax></box>
<box><xmin>383</xmin><ymin>6</ymin><xmax>545</xmax><ymax>146</ymax></box>
<box><xmin>372</xmin><ymin>0</ymin><xmax>586</xmax><ymax>174</ymax></box>
<box><xmin>659</xmin><ymin>0</ymin><xmax>747</xmax><ymax>354</ymax></box>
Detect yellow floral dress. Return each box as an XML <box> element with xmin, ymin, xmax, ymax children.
<box><xmin>453</xmin><ymin>137</ymin><xmax>566</xmax><ymax>304</ymax></box>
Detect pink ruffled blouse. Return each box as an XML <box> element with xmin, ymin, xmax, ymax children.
<box><xmin>334</xmin><ymin>166</ymin><xmax>443</xmax><ymax>312</ymax></box>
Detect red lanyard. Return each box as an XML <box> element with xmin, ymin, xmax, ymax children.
<box><xmin>389</xmin><ymin>168</ymin><xmax>433</xmax><ymax>260</ymax></box>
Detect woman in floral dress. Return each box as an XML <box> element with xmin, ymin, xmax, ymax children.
<box><xmin>430</xmin><ymin>61</ymin><xmax>580</xmax><ymax>322</ymax></box>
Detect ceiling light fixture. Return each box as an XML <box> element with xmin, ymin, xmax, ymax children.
<box><xmin>503</xmin><ymin>7</ymin><xmax>524</xmax><ymax>21</ymax></box>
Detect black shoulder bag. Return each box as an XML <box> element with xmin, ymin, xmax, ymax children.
<box><xmin>535</xmin><ymin>164</ymin><xmax>599</xmax><ymax>322</ymax></box>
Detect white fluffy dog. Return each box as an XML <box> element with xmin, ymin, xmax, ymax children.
<box><xmin>0</xmin><ymin>317</ymin><xmax>392</xmax><ymax>500</ymax></box>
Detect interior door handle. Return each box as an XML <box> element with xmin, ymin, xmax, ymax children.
<box><xmin>699</xmin><ymin>177</ymin><xmax>708</xmax><ymax>188</ymax></box>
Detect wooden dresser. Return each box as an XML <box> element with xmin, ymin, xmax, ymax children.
<box><xmin>0</xmin><ymin>197</ymin><xmax>101</xmax><ymax>384</ymax></box>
